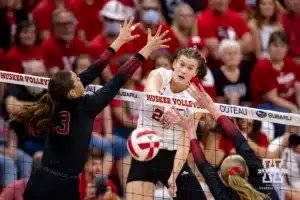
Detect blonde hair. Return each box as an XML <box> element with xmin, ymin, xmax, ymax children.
<box><xmin>218</xmin><ymin>39</ymin><xmax>241</xmax><ymax>56</ymax></box>
<box><xmin>220</xmin><ymin>154</ymin><xmax>271</xmax><ymax>200</ymax></box>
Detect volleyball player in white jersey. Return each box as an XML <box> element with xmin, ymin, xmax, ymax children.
<box><xmin>126</xmin><ymin>47</ymin><xmax>208</xmax><ymax>200</ymax></box>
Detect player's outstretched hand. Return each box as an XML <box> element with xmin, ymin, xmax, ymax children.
<box><xmin>187</xmin><ymin>83</ymin><xmax>215</xmax><ymax>110</ymax></box>
<box><xmin>117</xmin><ymin>18</ymin><xmax>140</xmax><ymax>44</ymax></box>
<box><xmin>163</xmin><ymin>107</ymin><xmax>195</xmax><ymax>131</ymax></box>
<box><xmin>146</xmin><ymin>25</ymin><xmax>171</xmax><ymax>52</ymax></box>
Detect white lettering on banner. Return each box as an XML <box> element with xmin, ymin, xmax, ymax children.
<box><xmin>219</xmin><ymin>105</ymin><xmax>247</xmax><ymax>115</ymax></box>
<box><xmin>0</xmin><ymin>70</ymin><xmax>300</xmax><ymax>126</ymax></box>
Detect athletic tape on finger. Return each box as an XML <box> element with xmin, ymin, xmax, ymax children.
<box><xmin>0</xmin><ymin>70</ymin><xmax>299</xmax><ymax>126</ymax></box>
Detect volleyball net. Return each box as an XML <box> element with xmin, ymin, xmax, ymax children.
<box><xmin>1</xmin><ymin>70</ymin><xmax>300</xmax><ymax>126</ymax></box>
<box><xmin>1</xmin><ymin>70</ymin><xmax>300</xmax><ymax>199</ymax></box>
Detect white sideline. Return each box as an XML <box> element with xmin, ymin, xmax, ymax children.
<box><xmin>0</xmin><ymin>70</ymin><xmax>300</xmax><ymax>126</ymax></box>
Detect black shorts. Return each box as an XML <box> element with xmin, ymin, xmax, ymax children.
<box><xmin>127</xmin><ymin>149</ymin><xmax>207</xmax><ymax>200</ymax></box>
<box><xmin>23</xmin><ymin>167</ymin><xmax>79</xmax><ymax>200</ymax></box>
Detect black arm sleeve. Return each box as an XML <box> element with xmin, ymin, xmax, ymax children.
<box><xmin>217</xmin><ymin>116</ymin><xmax>280</xmax><ymax>200</ymax></box>
<box><xmin>79</xmin><ymin>47</ymin><xmax>115</xmax><ymax>88</ymax></box>
<box><xmin>81</xmin><ymin>53</ymin><xmax>145</xmax><ymax>117</ymax></box>
<box><xmin>190</xmin><ymin>139</ymin><xmax>239</xmax><ymax>200</ymax></box>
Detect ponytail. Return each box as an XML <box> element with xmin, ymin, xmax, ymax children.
<box><xmin>228</xmin><ymin>173</ymin><xmax>271</xmax><ymax>200</ymax></box>
<box><xmin>12</xmin><ymin>93</ymin><xmax>56</xmax><ymax>137</ymax></box>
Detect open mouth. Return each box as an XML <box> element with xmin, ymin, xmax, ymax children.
<box><xmin>178</xmin><ymin>75</ymin><xmax>185</xmax><ymax>80</ymax></box>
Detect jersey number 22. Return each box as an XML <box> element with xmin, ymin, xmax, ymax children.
<box><xmin>56</xmin><ymin>111</ymin><xmax>70</xmax><ymax>135</ymax></box>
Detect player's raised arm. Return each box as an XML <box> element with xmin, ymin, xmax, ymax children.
<box><xmin>83</xmin><ymin>26</ymin><xmax>171</xmax><ymax>117</ymax></box>
<box><xmin>79</xmin><ymin>18</ymin><xmax>140</xmax><ymax>87</ymax></box>
<box><xmin>187</xmin><ymin>83</ymin><xmax>279</xmax><ymax>200</ymax></box>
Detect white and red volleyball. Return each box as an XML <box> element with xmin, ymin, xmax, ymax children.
<box><xmin>127</xmin><ymin>128</ymin><xmax>160</xmax><ymax>161</ymax></box>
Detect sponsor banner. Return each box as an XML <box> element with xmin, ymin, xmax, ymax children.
<box><xmin>1</xmin><ymin>70</ymin><xmax>300</xmax><ymax>126</ymax></box>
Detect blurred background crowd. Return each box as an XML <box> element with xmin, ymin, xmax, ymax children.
<box><xmin>0</xmin><ymin>0</ymin><xmax>300</xmax><ymax>199</ymax></box>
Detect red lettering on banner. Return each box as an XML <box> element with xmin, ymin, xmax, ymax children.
<box><xmin>24</xmin><ymin>76</ymin><xmax>48</xmax><ymax>86</ymax></box>
<box><xmin>146</xmin><ymin>94</ymin><xmax>171</xmax><ymax>104</ymax></box>
<box><xmin>0</xmin><ymin>72</ymin><xmax>24</xmax><ymax>82</ymax></box>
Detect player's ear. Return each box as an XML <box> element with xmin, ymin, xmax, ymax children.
<box><xmin>67</xmin><ymin>88</ymin><xmax>77</xmax><ymax>99</ymax></box>
<box><xmin>172</xmin><ymin>58</ymin><xmax>177</xmax><ymax>70</ymax></box>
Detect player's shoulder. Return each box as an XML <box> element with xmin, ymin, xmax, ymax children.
<box><xmin>153</xmin><ymin>67</ymin><xmax>173</xmax><ymax>77</ymax></box>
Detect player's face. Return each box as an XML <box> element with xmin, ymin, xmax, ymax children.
<box><xmin>172</xmin><ymin>55</ymin><xmax>198</xmax><ymax>86</ymax></box>
<box><xmin>68</xmin><ymin>71</ymin><xmax>85</xmax><ymax>98</ymax></box>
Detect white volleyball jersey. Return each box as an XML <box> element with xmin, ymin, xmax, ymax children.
<box><xmin>137</xmin><ymin>67</ymin><xmax>195</xmax><ymax>151</ymax></box>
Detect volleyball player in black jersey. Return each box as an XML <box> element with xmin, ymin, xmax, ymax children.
<box><xmin>12</xmin><ymin>19</ymin><xmax>171</xmax><ymax>200</ymax></box>
<box><xmin>165</xmin><ymin>83</ymin><xmax>280</xmax><ymax>200</ymax></box>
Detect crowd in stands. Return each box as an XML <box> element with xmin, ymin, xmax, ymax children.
<box><xmin>0</xmin><ymin>0</ymin><xmax>300</xmax><ymax>199</ymax></box>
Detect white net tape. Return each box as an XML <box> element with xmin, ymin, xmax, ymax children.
<box><xmin>1</xmin><ymin>70</ymin><xmax>300</xmax><ymax>126</ymax></box>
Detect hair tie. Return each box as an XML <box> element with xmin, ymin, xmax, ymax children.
<box><xmin>192</xmin><ymin>45</ymin><xmax>207</xmax><ymax>64</ymax></box>
<box><xmin>228</xmin><ymin>167</ymin><xmax>242</xmax><ymax>175</ymax></box>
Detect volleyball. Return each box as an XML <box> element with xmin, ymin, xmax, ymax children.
<box><xmin>127</xmin><ymin>128</ymin><xmax>161</xmax><ymax>161</ymax></box>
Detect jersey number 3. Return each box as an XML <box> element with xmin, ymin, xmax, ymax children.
<box><xmin>56</xmin><ymin>111</ymin><xmax>70</xmax><ymax>135</ymax></box>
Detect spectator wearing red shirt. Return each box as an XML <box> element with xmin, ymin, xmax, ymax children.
<box><xmin>251</xmin><ymin>31</ymin><xmax>300</xmax><ymax>112</ymax></box>
<box><xmin>282</xmin><ymin>0</ymin><xmax>300</xmax><ymax>64</ymax></box>
<box><xmin>171</xmin><ymin>3</ymin><xmax>198</xmax><ymax>48</ymax></box>
<box><xmin>31</xmin><ymin>0</ymin><xmax>82</xmax><ymax>40</ymax></box>
<box><xmin>196</xmin><ymin>0</ymin><xmax>253</xmax><ymax>67</ymax></box>
<box><xmin>251</xmin><ymin>31</ymin><xmax>300</xmax><ymax>137</ymax></box>
<box><xmin>70</xmin><ymin>0</ymin><xmax>107</xmax><ymax>42</ymax></box>
<box><xmin>126</xmin><ymin>0</ymin><xmax>180</xmax><ymax>76</ymax></box>
<box><xmin>218</xmin><ymin>117</ymin><xmax>269</xmax><ymax>162</ymax></box>
<box><xmin>39</xmin><ymin>8</ymin><xmax>88</xmax><ymax>76</ymax></box>
<box><xmin>79</xmin><ymin>149</ymin><xmax>119</xmax><ymax>200</ymax></box>
<box><xmin>88</xmin><ymin>0</ymin><xmax>133</xmax><ymax>82</ymax></box>
<box><xmin>6</xmin><ymin>21</ymin><xmax>43</xmax><ymax>74</ymax></box>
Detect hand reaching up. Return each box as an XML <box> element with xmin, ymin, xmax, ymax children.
<box><xmin>146</xmin><ymin>25</ymin><xmax>171</xmax><ymax>52</ymax></box>
<box><xmin>138</xmin><ymin>25</ymin><xmax>171</xmax><ymax>59</ymax></box>
<box><xmin>187</xmin><ymin>83</ymin><xmax>222</xmax><ymax>120</ymax></box>
<box><xmin>117</xmin><ymin>18</ymin><xmax>140</xmax><ymax>44</ymax></box>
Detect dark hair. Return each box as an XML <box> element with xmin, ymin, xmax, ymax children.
<box><xmin>12</xmin><ymin>70</ymin><xmax>75</xmax><ymax>137</ymax></box>
<box><xmin>268</xmin><ymin>31</ymin><xmax>289</xmax><ymax>46</ymax></box>
<box><xmin>14</xmin><ymin>20</ymin><xmax>37</xmax><ymax>47</ymax></box>
<box><xmin>255</xmin><ymin>0</ymin><xmax>278</xmax><ymax>28</ymax></box>
<box><xmin>175</xmin><ymin>47</ymin><xmax>207</xmax><ymax>80</ymax></box>
<box><xmin>88</xmin><ymin>148</ymin><xmax>104</xmax><ymax>160</ymax></box>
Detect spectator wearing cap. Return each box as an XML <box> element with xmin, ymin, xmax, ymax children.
<box><xmin>0</xmin><ymin>151</ymin><xmax>42</xmax><ymax>200</ymax></box>
<box><xmin>88</xmin><ymin>0</ymin><xmax>134</xmax><ymax>82</ymax></box>
<box><xmin>70</xmin><ymin>0</ymin><xmax>108</xmax><ymax>42</ymax></box>
<box><xmin>6</xmin><ymin>20</ymin><xmax>43</xmax><ymax>74</ymax></box>
<box><xmin>171</xmin><ymin>3</ymin><xmax>198</xmax><ymax>48</ymax></box>
<box><xmin>282</xmin><ymin>0</ymin><xmax>300</xmax><ymax>64</ymax></box>
<box><xmin>39</xmin><ymin>8</ymin><xmax>89</xmax><ymax>76</ymax></box>
<box><xmin>196</xmin><ymin>0</ymin><xmax>253</xmax><ymax>68</ymax></box>
<box><xmin>119</xmin><ymin>0</ymin><xmax>181</xmax><ymax>78</ymax></box>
